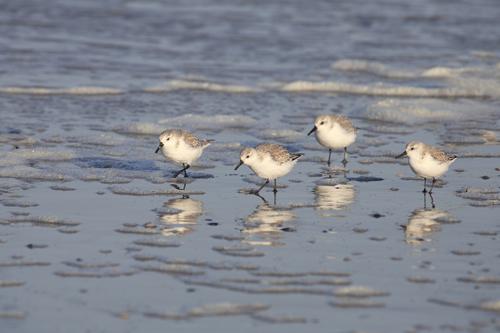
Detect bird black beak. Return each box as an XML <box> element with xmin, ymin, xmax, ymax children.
<box><xmin>155</xmin><ymin>142</ymin><xmax>163</xmax><ymax>154</ymax></box>
<box><xmin>307</xmin><ymin>126</ymin><xmax>317</xmax><ymax>136</ymax></box>
<box><xmin>395</xmin><ymin>151</ymin><xmax>407</xmax><ymax>159</ymax></box>
<box><xmin>234</xmin><ymin>160</ymin><xmax>244</xmax><ymax>170</ymax></box>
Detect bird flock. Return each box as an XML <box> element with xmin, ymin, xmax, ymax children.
<box><xmin>155</xmin><ymin>114</ymin><xmax>457</xmax><ymax>195</ymax></box>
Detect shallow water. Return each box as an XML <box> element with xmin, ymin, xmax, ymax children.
<box><xmin>1</xmin><ymin>1</ymin><xmax>500</xmax><ymax>332</ymax></box>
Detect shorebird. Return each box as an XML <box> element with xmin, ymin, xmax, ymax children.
<box><xmin>234</xmin><ymin>143</ymin><xmax>302</xmax><ymax>194</ymax></box>
<box><xmin>155</xmin><ymin>129</ymin><xmax>212</xmax><ymax>178</ymax></box>
<box><xmin>396</xmin><ymin>141</ymin><xmax>457</xmax><ymax>193</ymax></box>
<box><xmin>308</xmin><ymin>114</ymin><xmax>357</xmax><ymax>166</ymax></box>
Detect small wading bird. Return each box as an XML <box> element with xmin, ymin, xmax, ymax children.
<box><xmin>234</xmin><ymin>143</ymin><xmax>303</xmax><ymax>194</ymax></box>
<box><xmin>155</xmin><ymin>129</ymin><xmax>212</xmax><ymax>178</ymax></box>
<box><xmin>396</xmin><ymin>141</ymin><xmax>457</xmax><ymax>193</ymax></box>
<box><xmin>308</xmin><ymin>114</ymin><xmax>357</xmax><ymax>166</ymax></box>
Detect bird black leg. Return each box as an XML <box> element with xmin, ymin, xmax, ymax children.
<box><xmin>341</xmin><ymin>147</ymin><xmax>348</xmax><ymax>166</ymax></box>
<box><xmin>174</xmin><ymin>163</ymin><xmax>190</xmax><ymax>178</ymax></box>
<box><xmin>327</xmin><ymin>149</ymin><xmax>332</xmax><ymax>167</ymax></box>
<box><xmin>429</xmin><ymin>178</ymin><xmax>436</xmax><ymax>194</ymax></box>
<box><xmin>171</xmin><ymin>182</ymin><xmax>187</xmax><ymax>191</ymax></box>
<box><xmin>254</xmin><ymin>192</ymin><xmax>268</xmax><ymax>204</ymax></box>
<box><xmin>429</xmin><ymin>192</ymin><xmax>435</xmax><ymax>209</ymax></box>
<box><xmin>273</xmin><ymin>179</ymin><xmax>278</xmax><ymax>194</ymax></box>
<box><xmin>422</xmin><ymin>178</ymin><xmax>427</xmax><ymax>193</ymax></box>
<box><xmin>253</xmin><ymin>179</ymin><xmax>269</xmax><ymax>194</ymax></box>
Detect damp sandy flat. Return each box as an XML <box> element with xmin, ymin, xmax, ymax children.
<box><xmin>1</xmin><ymin>89</ymin><xmax>499</xmax><ymax>333</ymax></box>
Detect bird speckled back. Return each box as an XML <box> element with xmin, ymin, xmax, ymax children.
<box><xmin>427</xmin><ymin>145</ymin><xmax>457</xmax><ymax>163</ymax></box>
<box><xmin>160</xmin><ymin>129</ymin><xmax>211</xmax><ymax>148</ymax></box>
<box><xmin>331</xmin><ymin>115</ymin><xmax>356</xmax><ymax>133</ymax></box>
<box><xmin>256</xmin><ymin>143</ymin><xmax>300</xmax><ymax>164</ymax></box>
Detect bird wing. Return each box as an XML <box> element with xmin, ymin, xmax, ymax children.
<box><xmin>332</xmin><ymin>115</ymin><xmax>356</xmax><ymax>133</ymax></box>
<box><xmin>428</xmin><ymin>146</ymin><xmax>456</xmax><ymax>164</ymax></box>
<box><xmin>256</xmin><ymin>143</ymin><xmax>293</xmax><ymax>164</ymax></box>
<box><xmin>183</xmin><ymin>131</ymin><xmax>211</xmax><ymax>148</ymax></box>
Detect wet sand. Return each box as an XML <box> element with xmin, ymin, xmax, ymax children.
<box><xmin>1</xmin><ymin>91</ymin><xmax>499</xmax><ymax>333</ymax></box>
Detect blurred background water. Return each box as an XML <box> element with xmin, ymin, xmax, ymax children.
<box><xmin>1</xmin><ymin>0</ymin><xmax>500</xmax><ymax>91</ymax></box>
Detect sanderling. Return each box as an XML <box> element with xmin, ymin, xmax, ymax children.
<box><xmin>396</xmin><ymin>141</ymin><xmax>457</xmax><ymax>193</ymax></box>
<box><xmin>234</xmin><ymin>143</ymin><xmax>303</xmax><ymax>194</ymax></box>
<box><xmin>155</xmin><ymin>129</ymin><xmax>212</xmax><ymax>178</ymax></box>
<box><xmin>307</xmin><ymin>114</ymin><xmax>357</xmax><ymax>166</ymax></box>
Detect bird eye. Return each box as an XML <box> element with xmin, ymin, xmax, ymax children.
<box><xmin>410</xmin><ymin>147</ymin><xmax>414</xmax><ymax>150</ymax></box>
<box><xmin>320</xmin><ymin>121</ymin><xmax>325</xmax><ymax>125</ymax></box>
<box><xmin>246</xmin><ymin>155</ymin><xmax>250</xmax><ymax>159</ymax></box>
<box><xmin>166</xmin><ymin>137</ymin><xmax>170</xmax><ymax>141</ymax></box>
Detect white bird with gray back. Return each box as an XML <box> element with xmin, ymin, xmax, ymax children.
<box><xmin>235</xmin><ymin>143</ymin><xmax>303</xmax><ymax>194</ymax></box>
<box><xmin>308</xmin><ymin>114</ymin><xmax>357</xmax><ymax>166</ymax></box>
<box><xmin>155</xmin><ymin>129</ymin><xmax>213</xmax><ymax>178</ymax></box>
<box><xmin>396</xmin><ymin>141</ymin><xmax>457</xmax><ymax>193</ymax></box>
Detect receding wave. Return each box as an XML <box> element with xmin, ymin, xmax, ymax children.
<box><xmin>0</xmin><ymin>86</ymin><xmax>122</xmax><ymax>95</ymax></box>
<box><xmin>333</xmin><ymin>60</ymin><xmax>419</xmax><ymax>79</ymax></box>
<box><xmin>253</xmin><ymin>129</ymin><xmax>303</xmax><ymax>143</ymax></box>
<box><xmin>113</xmin><ymin>122</ymin><xmax>164</xmax><ymax>135</ymax></box>
<box><xmin>144</xmin><ymin>80</ymin><xmax>258</xmax><ymax>93</ymax></box>
<box><xmin>281</xmin><ymin>80</ymin><xmax>494</xmax><ymax>98</ymax></box>
<box><xmin>2</xmin><ymin>69</ymin><xmax>498</xmax><ymax>98</ymax></box>
<box><xmin>333</xmin><ymin>59</ymin><xmax>479</xmax><ymax>79</ymax></box>
<box><xmin>365</xmin><ymin>99</ymin><xmax>495</xmax><ymax>125</ymax></box>
<box><xmin>158</xmin><ymin>114</ymin><xmax>257</xmax><ymax>130</ymax></box>
<box><xmin>331</xmin><ymin>60</ymin><xmax>500</xmax><ymax>98</ymax></box>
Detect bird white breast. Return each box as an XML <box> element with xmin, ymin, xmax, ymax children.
<box><xmin>249</xmin><ymin>156</ymin><xmax>297</xmax><ymax>180</ymax></box>
<box><xmin>162</xmin><ymin>141</ymin><xmax>203</xmax><ymax>165</ymax></box>
<box><xmin>315</xmin><ymin>123</ymin><xmax>356</xmax><ymax>149</ymax></box>
<box><xmin>408</xmin><ymin>154</ymin><xmax>451</xmax><ymax>178</ymax></box>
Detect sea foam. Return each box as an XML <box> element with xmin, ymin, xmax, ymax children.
<box><xmin>0</xmin><ymin>86</ymin><xmax>122</xmax><ymax>95</ymax></box>
<box><xmin>281</xmin><ymin>81</ymin><xmax>490</xmax><ymax>98</ymax></box>
<box><xmin>332</xmin><ymin>60</ymin><xmax>418</xmax><ymax>79</ymax></box>
<box><xmin>365</xmin><ymin>99</ymin><xmax>495</xmax><ymax>125</ymax></box>
<box><xmin>113</xmin><ymin>123</ymin><xmax>164</xmax><ymax>136</ymax></box>
<box><xmin>158</xmin><ymin>114</ymin><xmax>257</xmax><ymax>130</ymax></box>
<box><xmin>144</xmin><ymin>80</ymin><xmax>258</xmax><ymax>93</ymax></box>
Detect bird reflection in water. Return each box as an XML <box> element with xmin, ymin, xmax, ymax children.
<box><xmin>403</xmin><ymin>193</ymin><xmax>456</xmax><ymax>245</ymax></box>
<box><xmin>243</xmin><ymin>203</ymin><xmax>296</xmax><ymax>246</ymax></box>
<box><xmin>322</xmin><ymin>164</ymin><xmax>349</xmax><ymax>179</ymax></box>
<box><xmin>314</xmin><ymin>182</ymin><xmax>356</xmax><ymax>215</ymax></box>
<box><xmin>159</xmin><ymin>197</ymin><xmax>203</xmax><ymax>237</ymax></box>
